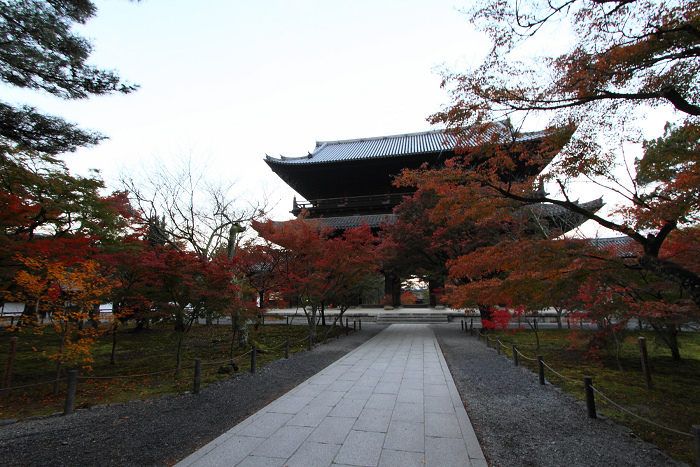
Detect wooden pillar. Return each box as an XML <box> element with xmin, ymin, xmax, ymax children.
<box><xmin>384</xmin><ymin>273</ymin><xmax>394</xmax><ymax>307</ymax></box>
<box><xmin>392</xmin><ymin>276</ymin><xmax>401</xmax><ymax>307</ymax></box>
<box><xmin>428</xmin><ymin>279</ymin><xmax>444</xmax><ymax>308</ymax></box>
<box><xmin>384</xmin><ymin>273</ymin><xmax>401</xmax><ymax>307</ymax></box>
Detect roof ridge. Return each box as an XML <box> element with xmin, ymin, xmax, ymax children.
<box><xmin>265</xmin><ymin>122</ymin><xmax>551</xmax><ymax>165</ymax></box>
<box><xmin>315</xmin><ymin>128</ymin><xmax>447</xmax><ymax>147</ymax></box>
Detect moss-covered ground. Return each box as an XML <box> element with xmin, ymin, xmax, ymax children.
<box><xmin>0</xmin><ymin>319</ymin><xmax>342</xmax><ymax>421</ymax></box>
<box><xmin>486</xmin><ymin>327</ymin><xmax>700</xmax><ymax>465</ymax></box>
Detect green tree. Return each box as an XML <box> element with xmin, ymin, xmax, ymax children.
<box><xmin>0</xmin><ymin>0</ymin><xmax>138</xmax><ymax>154</ymax></box>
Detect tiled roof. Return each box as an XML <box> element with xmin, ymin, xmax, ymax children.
<box><xmin>527</xmin><ymin>198</ymin><xmax>604</xmax><ymax>217</ymax></box>
<box><xmin>315</xmin><ymin>214</ymin><xmax>397</xmax><ymax>230</ymax></box>
<box><xmin>266</xmin><ymin>124</ymin><xmax>545</xmax><ymax>165</ymax></box>
<box><xmin>590</xmin><ymin>236</ymin><xmax>639</xmax><ymax>256</ymax></box>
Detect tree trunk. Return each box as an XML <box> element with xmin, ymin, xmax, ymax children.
<box><xmin>175</xmin><ymin>336</ymin><xmax>184</xmax><ymax>375</ymax></box>
<box><xmin>53</xmin><ymin>362</ymin><xmax>62</xmax><ymax>396</ymax></box>
<box><xmin>230</xmin><ymin>312</ymin><xmax>238</xmax><ymax>358</ymax></box>
<box><xmin>553</xmin><ymin>306</ymin><xmax>563</xmax><ymax>330</ymax></box>
<box><xmin>528</xmin><ymin>318</ymin><xmax>540</xmax><ymax>350</ymax></box>
<box><xmin>19</xmin><ymin>302</ymin><xmax>37</xmax><ymax>326</ymax></box>
<box><xmin>53</xmin><ymin>336</ymin><xmax>65</xmax><ymax>395</ymax></box>
<box><xmin>478</xmin><ymin>304</ymin><xmax>492</xmax><ymax>322</ymax></box>
<box><xmin>133</xmin><ymin>318</ymin><xmax>146</xmax><ymax>332</ymax></box>
<box><xmin>639</xmin><ymin>255</ymin><xmax>700</xmax><ymax>311</ymax></box>
<box><xmin>613</xmin><ymin>330</ymin><xmax>626</xmax><ymax>375</ymax></box>
<box><xmin>174</xmin><ymin>312</ymin><xmax>185</xmax><ymax>333</ymax></box>
<box><xmin>306</xmin><ymin>305</ymin><xmax>317</xmax><ymax>342</ymax></box>
<box><xmin>254</xmin><ymin>310</ymin><xmax>260</xmax><ymax>331</ymax></box>
<box><xmin>110</xmin><ymin>323</ymin><xmax>118</xmax><ymax>365</ymax></box>
<box><xmin>89</xmin><ymin>304</ymin><xmax>101</xmax><ymax>329</ymax></box>
<box><xmin>651</xmin><ymin>323</ymin><xmax>681</xmax><ymax>360</ymax></box>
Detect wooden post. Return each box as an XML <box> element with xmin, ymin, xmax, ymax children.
<box><xmin>512</xmin><ymin>344</ymin><xmax>519</xmax><ymax>366</ymax></box>
<box><xmin>1</xmin><ymin>337</ymin><xmax>18</xmax><ymax>398</ymax></box>
<box><xmin>461</xmin><ymin>320</ymin><xmax>464</xmax><ymax>331</ymax></box>
<box><xmin>496</xmin><ymin>337</ymin><xmax>501</xmax><ymax>355</ymax></box>
<box><xmin>193</xmin><ymin>358</ymin><xmax>202</xmax><ymax>394</ymax></box>
<box><xmin>251</xmin><ymin>345</ymin><xmax>257</xmax><ymax>374</ymax></box>
<box><xmin>359</xmin><ymin>319</ymin><xmax>361</xmax><ymax>330</ymax></box>
<box><xmin>537</xmin><ymin>355</ymin><xmax>545</xmax><ymax>385</ymax></box>
<box><xmin>638</xmin><ymin>337</ymin><xmax>653</xmax><ymax>390</ymax></box>
<box><xmin>63</xmin><ymin>370</ymin><xmax>78</xmax><ymax>415</ymax></box>
<box><xmin>354</xmin><ymin>320</ymin><xmax>356</xmax><ymax>331</ymax></box>
<box><xmin>584</xmin><ymin>376</ymin><xmax>597</xmax><ymax>419</ymax></box>
<box><xmin>692</xmin><ymin>425</ymin><xmax>700</xmax><ymax>467</ymax></box>
<box><xmin>285</xmin><ymin>337</ymin><xmax>290</xmax><ymax>359</ymax></box>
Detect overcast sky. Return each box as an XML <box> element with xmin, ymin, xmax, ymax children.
<box><xmin>3</xmin><ymin>0</ymin><xmax>677</xmax><ymax>236</ymax></box>
<box><xmin>3</xmin><ymin>0</ymin><xmax>493</xmax><ymax>221</ymax></box>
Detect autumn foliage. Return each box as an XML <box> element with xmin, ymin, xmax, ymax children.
<box><xmin>0</xmin><ymin>147</ymin><xmax>256</xmax><ymax>373</ymax></box>
<box><xmin>253</xmin><ymin>218</ymin><xmax>379</xmax><ymax>340</ymax></box>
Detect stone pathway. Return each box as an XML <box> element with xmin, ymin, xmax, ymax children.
<box><xmin>175</xmin><ymin>324</ymin><xmax>486</xmax><ymax>467</ymax></box>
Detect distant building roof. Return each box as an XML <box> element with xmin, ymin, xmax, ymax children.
<box><xmin>265</xmin><ymin>124</ymin><xmax>546</xmax><ymax>166</ymax></box>
<box><xmin>528</xmin><ymin>198</ymin><xmax>604</xmax><ymax>218</ymax></box>
<box><xmin>313</xmin><ymin>214</ymin><xmax>397</xmax><ymax>230</ymax></box>
<box><xmin>590</xmin><ymin>236</ymin><xmax>638</xmax><ymax>256</ymax></box>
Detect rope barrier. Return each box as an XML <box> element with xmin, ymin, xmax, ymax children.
<box><xmin>541</xmin><ymin>361</ymin><xmax>583</xmax><ymax>385</ymax></box>
<box><xmin>79</xmin><ymin>366</ymin><xmax>190</xmax><ymax>380</ymax></box>
<box><xmin>78</xmin><ymin>334</ymin><xmax>299</xmax><ymax>379</ymax></box>
<box><xmin>515</xmin><ymin>348</ymin><xmax>537</xmax><ymax>361</ymax></box>
<box><xmin>476</xmin><ymin>332</ymin><xmax>693</xmax><ymax>443</ymax></box>
<box><xmin>4</xmin><ymin>378</ymin><xmax>67</xmax><ymax>390</ymax></box>
<box><xmin>591</xmin><ymin>385</ymin><xmax>693</xmax><ymax>437</ymax></box>
<box><xmin>200</xmin><ymin>356</ymin><xmax>243</xmax><ymax>367</ymax></box>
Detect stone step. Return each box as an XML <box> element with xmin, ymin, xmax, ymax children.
<box><xmin>376</xmin><ymin>314</ymin><xmax>449</xmax><ymax>324</ymax></box>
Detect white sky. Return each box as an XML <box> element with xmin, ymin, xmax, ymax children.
<box><xmin>3</xmin><ymin>0</ymin><xmax>679</xmax><ymax>235</ymax></box>
<box><xmin>3</xmin><ymin>0</ymin><xmax>489</xmax><ymax>221</ymax></box>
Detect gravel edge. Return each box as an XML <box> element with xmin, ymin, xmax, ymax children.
<box><xmin>430</xmin><ymin>324</ymin><xmax>689</xmax><ymax>467</ymax></box>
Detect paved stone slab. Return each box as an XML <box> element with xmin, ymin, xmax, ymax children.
<box><xmin>175</xmin><ymin>324</ymin><xmax>485</xmax><ymax>467</ymax></box>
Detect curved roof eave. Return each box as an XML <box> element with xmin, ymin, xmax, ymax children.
<box><xmin>264</xmin><ymin>148</ymin><xmax>447</xmax><ymax>166</ymax></box>
<box><xmin>265</xmin><ymin>125</ymin><xmax>550</xmax><ymax>166</ymax></box>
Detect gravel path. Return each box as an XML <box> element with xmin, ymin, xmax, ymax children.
<box><xmin>430</xmin><ymin>324</ymin><xmax>688</xmax><ymax>467</ymax></box>
<box><xmin>0</xmin><ymin>323</ymin><xmax>689</xmax><ymax>467</ymax></box>
<box><xmin>0</xmin><ymin>325</ymin><xmax>387</xmax><ymax>467</ymax></box>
